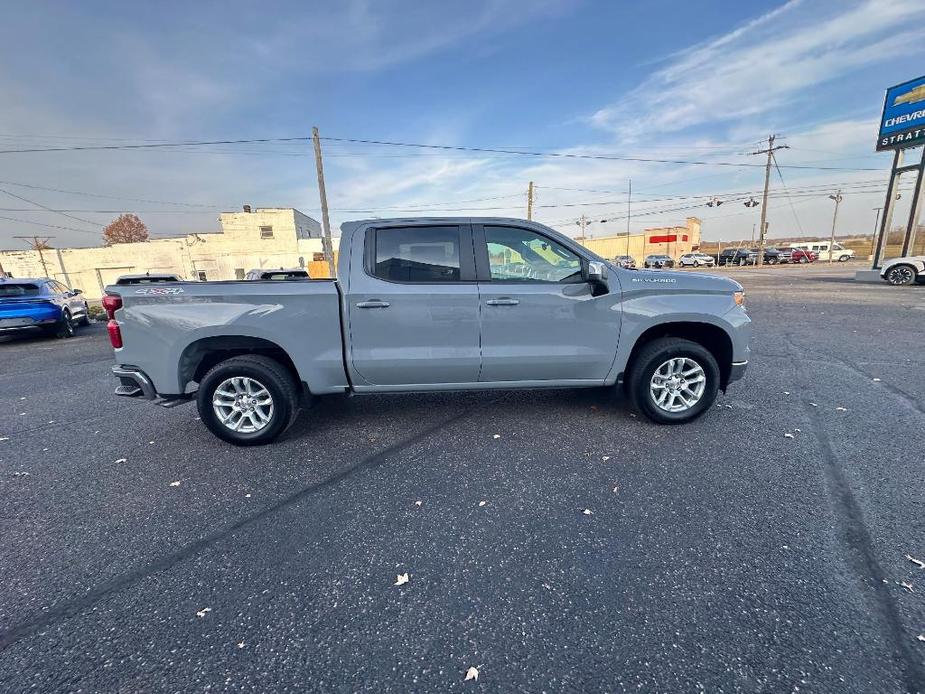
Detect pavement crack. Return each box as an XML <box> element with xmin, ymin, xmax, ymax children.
<box><xmin>0</xmin><ymin>399</ymin><xmax>497</xmax><ymax>653</ymax></box>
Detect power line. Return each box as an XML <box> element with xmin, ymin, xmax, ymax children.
<box><xmin>771</xmin><ymin>151</ymin><xmax>806</xmax><ymax>236</ymax></box>
<box><xmin>0</xmin><ymin>214</ymin><xmax>101</xmax><ymax>235</ymax></box>
<box><xmin>0</xmin><ymin>187</ymin><xmax>101</xmax><ymax>228</ymax></box>
<box><xmin>0</xmin><ymin>179</ymin><xmax>225</xmax><ymax>208</ymax></box>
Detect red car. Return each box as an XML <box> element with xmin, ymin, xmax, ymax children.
<box><xmin>779</xmin><ymin>247</ymin><xmax>816</xmax><ymax>264</ymax></box>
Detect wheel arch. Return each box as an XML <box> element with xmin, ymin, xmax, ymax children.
<box><xmin>624</xmin><ymin>321</ymin><xmax>734</xmax><ymax>390</ymax></box>
<box><xmin>178</xmin><ymin>335</ymin><xmax>304</xmax><ymax>395</ymax></box>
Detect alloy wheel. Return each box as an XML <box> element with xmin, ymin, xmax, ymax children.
<box><xmin>649</xmin><ymin>357</ymin><xmax>707</xmax><ymax>413</ymax></box>
<box><xmin>212</xmin><ymin>376</ymin><xmax>275</xmax><ymax>433</ymax></box>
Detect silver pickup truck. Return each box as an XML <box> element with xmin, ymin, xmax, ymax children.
<box><xmin>104</xmin><ymin>218</ymin><xmax>750</xmax><ymax>445</ymax></box>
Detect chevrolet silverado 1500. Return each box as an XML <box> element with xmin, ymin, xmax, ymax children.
<box><xmin>104</xmin><ymin>218</ymin><xmax>750</xmax><ymax>445</ymax></box>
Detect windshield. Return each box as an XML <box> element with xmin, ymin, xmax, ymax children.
<box><xmin>0</xmin><ymin>283</ymin><xmax>40</xmax><ymax>297</ymax></box>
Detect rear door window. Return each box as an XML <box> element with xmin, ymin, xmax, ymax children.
<box><xmin>373</xmin><ymin>225</ymin><xmax>462</xmax><ymax>282</ymax></box>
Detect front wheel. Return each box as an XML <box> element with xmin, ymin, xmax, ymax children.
<box><xmin>693</xmin><ymin>260</ymin><xmax>700</xmax><ymax>267</ymax></box>
<box><xmin>626</xmin><ymin>338</ymin><xmax>720</xmax><ymax>424</ymax></box>
<box><xmin>767</xmin><ymin>257</ymin><xmax>778</xmax><ymax>265</ymax></box>
<box><xmin>799</xmin><ymin>256</ymin><xmax>808</xmax><ymax>264</ymax></box>
<box><xmin>885</xmin><ymin>264</ymin><xmax>916</xmax><ymax>286</ymax></box>
<box><xmin>79</xmin><ymin>303</ymin><xmax>91</xmax><ymax>326</ymax></box>
<box><xmin>839</xmin><ymin>255</ymin><xmax>850</xmax><ymax>262</ymax></box>
<box><xmin>197</xmin><ymin>355</ymin><xmax>300</xmax><ymax>445</ymax></box>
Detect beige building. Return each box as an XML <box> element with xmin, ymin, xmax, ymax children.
<box><xmin>0</xmin><ymin>207</ymin><xmax>330</xmax><ymax>300</ymax></box>
<box><xmin>574</xmin><ymin>217</ymin><xmax>702</xmax><ymax>261</ymax></box>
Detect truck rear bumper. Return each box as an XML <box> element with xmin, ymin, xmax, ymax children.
<box><xmin>112</xmin><ymin>365</ymin><xmax>157</xmax><ymax>400</ymax></box>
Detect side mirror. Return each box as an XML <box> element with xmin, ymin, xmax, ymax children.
<box><xmin>586</xmin><ymin>261</ymin><xmax>608</xmax><ymax>295</ymax></box>
<box><xmin>587</xmin><ymin>261</ymin><xmax>607</xmax><ymax>283</ymax></box>
<box><xmin>72</xmin><ymin>288</ymin><xmax>83</xmax><ymax>295</ymax></box>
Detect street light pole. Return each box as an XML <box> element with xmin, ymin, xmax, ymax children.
<box><xmin>828</xmin><ymin>190</ymin><xmax>843</xmax><ymax>263</ymax></box>
<box><xmin>870</xmin><ymin>207</ymin><xmax>882</xmax><ymax>260</ymax></box>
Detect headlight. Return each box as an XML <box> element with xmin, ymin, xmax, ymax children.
<box><xmin>733</xmin><ymin>291</ymin><xmax>746</xmax><ymax>306</ymax></box>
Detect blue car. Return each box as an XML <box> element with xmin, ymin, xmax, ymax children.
<box><xmin>0</xmin><ymin>277</ymin><xmax>90</xmax><ymax>338</ymax></box>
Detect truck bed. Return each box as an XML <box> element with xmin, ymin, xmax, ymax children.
<box><xmin>107</xmin><ymin>279</ymin><xmax>349</xmax><ymax>396</ymax></box>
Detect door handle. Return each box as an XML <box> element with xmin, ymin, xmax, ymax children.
<box><xmin>486</xmin><ymin>298</ymin><xmax>519</xmax><ymax>306</ymax></box>
<box><xmin>356</xmin><ymin>300</ymin><xmax>390</xmax><ymax>309</ymax></box>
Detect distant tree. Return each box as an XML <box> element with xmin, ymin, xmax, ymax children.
<box><xmin>102</xmin><ymin>214</ymin><xmax>149</xmax><ymax>245</ymax></box>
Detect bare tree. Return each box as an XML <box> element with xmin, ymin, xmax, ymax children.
<box><xmin>103</xmin><ymin>214</ymin><xmax>149</xmax><ymax>245</ymax></box>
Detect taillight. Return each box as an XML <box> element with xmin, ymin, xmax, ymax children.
<box><xmin>107</xmin><ymin>319</ymin><xmax>123</xmax><ymax>348</ymax></box>
<box><xmin>102</xmin><ymin>294</ymin><xmax>122</xmax><ymax>320</ymax></box>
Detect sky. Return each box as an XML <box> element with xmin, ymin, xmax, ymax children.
<box><xmin>1</xmin><ymin>0</ymin><xmax>924</xmax><ymax>249</ymax></box>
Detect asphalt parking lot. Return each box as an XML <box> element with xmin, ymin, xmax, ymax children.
<box><xmin>1</xmin><ymin>263</ymin><xmax>924</xmax><ymax>693</ymax></box>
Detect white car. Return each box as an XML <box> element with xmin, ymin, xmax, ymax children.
<box><xmin>790</xmin><ymin>241</ymin><xmax>854</xmax><ymax>262</ymax></box>
<box><xmin>678</xmin><ymin>252</ymin><xmax>716</xmax><ymax>267</ymax></box>
<box><xmin>880</xmin><ymin>256</ymin><xmax>925</xmax><ymax>285</ymax></box>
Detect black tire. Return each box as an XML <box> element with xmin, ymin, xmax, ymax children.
<box><xmin>54</xmin><ymin>309</ymin><xmax>75</xmax><ymax>339</ymax></box>
<box><xmin>839</xmin><ymin>255</ymin><xmax>850</xmax><ymax>262</ymax></box>
<box><xmin>197</xmin><ymin>355</ymin><xmax>300</xmax><ymax>445</ymax></box>
<box><xmin>693</xmin><ymin>260</ymin><xmax>700</xmax><ymax>267</ymax></box>
<box><xmin>767</xmin><ymin>257</ymin><xmax>778</xmax><ymax>265</ymax></box>
<box><xmin>799</xmin><ymin>256</ymin><xmax>808</xmax><ymax>264</ymax></box>
<box><xmin>626</xmin><ymin>337</ymin><xmax>720</xmax><ymax>424</ymax></box>
<box><xmin>885</xmin><ymin>264</ymin><xmax>916</xmax><ymax>286</ymax></box>
<box><xmin>79</xmin><ymin>303</ymin><xmax>91</xmax><ymax>326</ymax></box>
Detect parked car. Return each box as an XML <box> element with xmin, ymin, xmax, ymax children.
<box><xmin>612</xmin><ymin>255</ymin><xmax>636</xmax><ymax>269</ymax></box>
<box><xmin>678</xmin><ymin>252</ymin><xmax>715</xmax><ymax>268</ymax></box>
<box><xmin>776</xmin><ymin>247</ymin><xmax>816</xmax><ymax>264</ymax></box>
<box><xmin>644</xmin><ymin>254</ymin><xmax>675</xmax><ymax>268</ymax></box>
<box><xmin>105</xmin><ymin>217</ymin><xmax>751</xmax><ymax>444</ymax></box>
<box><xmin>718</xmin><ymin>248</ymin><xmax>753</xmax><ymax>266</ymax></box>
<box><xmin>245</xmin><ymin>268</ymin><xmax>311</xmax><ymax>280</ymax></box>
<box><xmin>790</xmin><ymin>241</ymin><xmax>855</xmax><ymax>262</ymax></box>
<box><xmin>880</xmin><ymin>256</ymin><xmax>925</xmax><ymax>285</ymax></box>
<box><xmin>115</xmin><ymin>273</ymin><xmax>183</xmax><ymax>285</ymax></box>
<box><xmin>0</xmin><ymin>277</ymin><xmax>89</xmax><ymax>338</ymax></box>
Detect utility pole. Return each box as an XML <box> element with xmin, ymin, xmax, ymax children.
<box><xmin>13</xmin><ymin>235</ymin><xmax>54</xmax><ymax>277</ymax></box>
<box><xmin>870</xmin><ymin>207</ymin><xmax>883</xmax><ymax>259</ymax></box>
<box><xmin>527</xmin><ymin>181</ymin><xmax>534</xmax><ymax>220</ymax></box>
<box><xmin>751</xmin><ymin>135</ymin><xmax>788</xmax><ymax>266</ymax></box>
<box><xmin>576</xmin><ymin>214</ymin><xmax>588</xmax><ymax>239</ymax></box>
<box><xmin>827</xmin><ymin>190</ymin><xmax>843</xmax><ymax>263</ymax></box>
<box><xmin>311</xmin><ymin>126</ymin><xmax>336</xmax><ymax>278</ymax></box>
<box><xmin>625</xmin><ymin>178</ymin><xmax>632</xmax><ymax>257</ymax></box>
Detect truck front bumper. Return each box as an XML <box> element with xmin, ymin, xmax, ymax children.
<box><xmin>112</xmin><ymin>365</ymin><xmax>157</xmax><ymax>400</ymax></box>
<box><xmin>728</xmin><ymin>360</ymin><xmax>748</xmax><ymax>384</ymax></box>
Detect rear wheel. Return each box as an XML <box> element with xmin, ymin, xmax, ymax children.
<box><xmin>627</xmin><ymin>338</ymin><xmax>719</xmax><ymax>424</ymax></box>
<box><xmin>885</xmin><ymin>264</ymin><xmax>916</xmax><ymax>286</ymax></box>
<box><xmin>54</xmin><ymin>309</ymin><xmax>75</xmax><ymax>338</ymax></box>
<box><xmin>197</xmin><ymin>355</ymin><xmax>300</xmax><ymax>445</ymax></box>
<box><xmin>693</xmin><ymin>260</ymin><xmax>700</xmax><ymax>267</ymax></box>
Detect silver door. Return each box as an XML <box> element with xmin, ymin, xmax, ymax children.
<box><xmin>475</xmin><ymin>224</ymin><xmax>620</xmax><ymax>383</ymax></box>
<box><xmin>345</xmin><ymin>223</ymin><xmax>481</xmax><ymax>386</ymax></box>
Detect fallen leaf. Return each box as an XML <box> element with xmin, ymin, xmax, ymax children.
<box><xmin>414</xmin><ymin>500</ymin><xmax>422</xmax><ymax>506</ymax></box>
<box><xmin>492</xmin><ymin>434</ymin><xmax>501</xmax><ymax>439</ymax></box>
<box><xmin>12</xmin><ymin>471</ymin><xmax>30</xmax><ymax>477</ymax></box>
<box><xmin>836</xmin><ymin>407</ymin><xmax>848</xmax><ymax>412</ymax></box>
<box><xmin>394</xmin><ymin>573</ymin><xmax>410</xmax><ymax>586</ymax></box>
<box><xmin>724</xmin><ymin>404</ymin><xmax>733</xmax><ymax>409</ymax></box>
<box><xmin>196</xmin><ymin>607</ymin><xmax>211</xmax><ymax>618</ymax></box>
<box><xmin>794</xmin><ymin>428</ymin><xmax>802</xmax><ymax>432</ymax></box>
<box><xmin>809</xmin><ymin>402</ymin><xmax>818</xmax><ymax>407</ymax></box>
<box><xmin>784</xmin><ymin>433</ymin><xmax>795</xmax><ymax>439</ymax></box>
<box><xmin>783</xmin><ymin>391</ymin><xmax>790</xmax><ymax>395</ymax></box>
<box><xmin>582</xmin><ymin>509</ymin><xmax>593</xmax><ymax>516</ymax></box>
<box><xmin>602</xmin><ymin>456</ymin><xmax>610</xmax><ymax>461</ymax></box>
<box><xmin>18</xmin><ymin>412</ymin><xmax>26</xmax><ymax>416</ymax></box>
<box><xmin>19</xmin><ymin>397</ymin><xmax>25</xmax><ymax>400</ymax></box>
<box><xmin>918</xmin><ymin>635</ymin><xmax>925</xmax><ymax>642</ymax></box>
<box><xmin>149</xmin><ymin>441</ymin><xmax>155</xmax><ymax>444</ymax></box>
<box><xmin>612</xmin><ymin>486</ymin><xmax>619</xmax><ymax>494</ymax></box>
<box><xmin>169</xmin><ymin>480</ymin><xmax>181</xmax><ymax>487</ymax></box>
<box><xmin>873</xmin><ymin>378</ymin><xmax>881</xmax><ymax>382</ymax></box>
<box><xmin>0</xmin><ymin>437</ymin><xmax>8</xmax><ymax>442</ymax></box>
<box><xmin>900</xmin><ymin>581</ymin><xmax>914</xmax><ymax>593</ymax></box>
<box><xmin>906</xmin><ymin>554</ymin><xmax>925</xmax><ymax>570</ymax></box>
<box><xmin>478</xmin><ymin>500</ymin><xmax>487</xmax><ymax>507</ymax></box>
<box><xmin>237</xmin><ymin>641</ymin><xmax>245</xmax><ymax>649</ymax></box>
<box><xmin>464</xmin><ymin>666</ymin><xmax>479</xmax><ymax>682</ymax></box>
<box><xmin>114</xmin><ymin>458</ymin><xmax>127</xmax><ymax>464</ymax></box>
<box><xmin>47</xmin><ymin>420</ymin><xmax>54</xmax><ymax>424</ymax></box>
<box><xmin>245</xmin><ymin>493</ymin><xmax>251</xmax><ymax>498</ymax></box>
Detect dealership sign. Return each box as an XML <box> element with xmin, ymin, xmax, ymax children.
<box><xmin>877</xmin><ymin>74</ymin><xmax>925</xmax><ymax>150</ymax></box>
